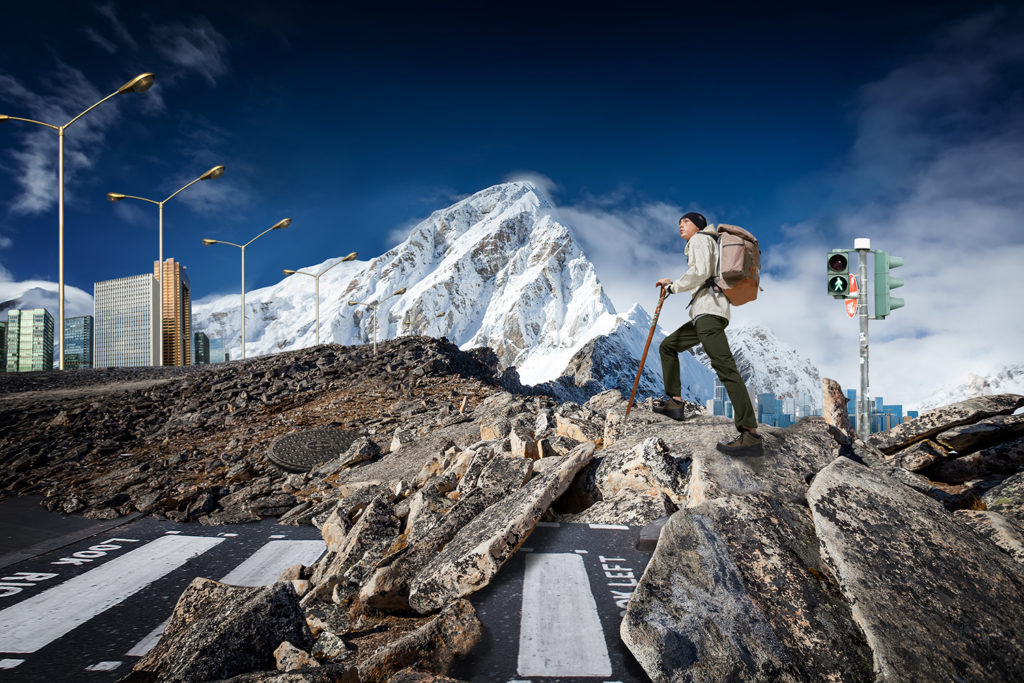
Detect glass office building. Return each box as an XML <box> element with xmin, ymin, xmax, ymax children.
<box><xmin>209</xmin><ymin>337</ymin><xmax>230</xmax><ymax>363</ymax></box>
<box><xmin>193</xmin><ymin>331</ymin><xmax>210</xmax><ymax>364</ymax></box>
<box><xmin>5</xmin><ymin>308</ymin><xmax>55</xmax><ymax>372</ymax></box>
<box><xmin>0</xmin><ymin>321</ymin><xmax>5</xmax><ymax>372</ymax></box>
<box><xmin>63</xmin><ymin>315</ymin><xmax>94</xmax><ymax>369</ymax></box>
<box><xmin>94</xmin><ymin>274</ymin><xmax>160</xmax><ymax>368</ymax></box>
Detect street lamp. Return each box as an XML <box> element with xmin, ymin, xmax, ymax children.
<box><xmin>202</xmin><ymin>218</ymin><xmax>291</xmax><ymax>360</ymax></box>
<box><xmin>0</xmin><ymin>72</ymin><xmax>155</xmax><ymax>369</ymax></box>
<box><xmin>349</xmin><ymin>287</ymin><xmax>407</xmax><ymax>355</ymax></box>
<box><xmin>283</xmin><ymin>251</ymin><xmax>357</xmax><ymax>346</ymax></box>
<box><xmin>107</xmin><ymin>164</ymin><xmax>225</xmax><ymax>366</ymax></box>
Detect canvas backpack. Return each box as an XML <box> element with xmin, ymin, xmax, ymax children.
<box><xmin>694</xmin><ymin>224</ymin><xmax>762</xmax><ymax>306</ymax></box>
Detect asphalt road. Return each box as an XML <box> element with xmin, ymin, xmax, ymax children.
<box><xmin>0</xmin><ymin>500</ymin><xmax>654</xmax><ymax>682</ymax></box>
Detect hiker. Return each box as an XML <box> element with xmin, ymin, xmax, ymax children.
<box><xmin>653</xmin><ymin>212</ymin><xmax>762</xmax><ymax>455</ymax></box>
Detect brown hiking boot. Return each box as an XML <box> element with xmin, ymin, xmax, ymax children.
<box><xmin>652</xmin><ymin>398</ymin><xmax>686</xmax><ymax>421</ymax></box>
<box><xmin>716</xmin><ymin>430</ymin><xmax>763</xmax><ymax>456</ymax></box>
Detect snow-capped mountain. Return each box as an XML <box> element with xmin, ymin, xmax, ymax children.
<box><xmin>691</xmin><ymin>323</ymin><xmax>823</xmax><ymax>409</ymax></box>
<box><xmin>193</xmin><ymin>182</ymin><xmax>615</xmax><ymax>383</ymax></box>
<box><xmin>917</xmin><ymin>364</ymin><xmax>1024</xmax><ymax>413</ymax></box>
<box><xmin>542</xmin><ymin>304</ymin><xmax>715</xmax><ymax>403</ymax></box>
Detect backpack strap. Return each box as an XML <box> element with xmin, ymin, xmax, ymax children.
<box><xmin>686</xmin><ymin>232</ymin><xmax>721</xmax><ymax>309</ymax></box>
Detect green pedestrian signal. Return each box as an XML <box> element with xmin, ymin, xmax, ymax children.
<box><xmin>873</xmin><ymin>250</ymin><xmax>904</xmax><ymax>318</ymax></box>
<box><xmin>827</xmin><ymin>250</ymin><xmax>850</xmax><ymax>298</ymax></box>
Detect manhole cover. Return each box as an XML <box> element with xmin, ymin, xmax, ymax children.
<box><xmin>266</xmin><ymin>428</ymin><xmax>363</xmax><ymax>472</ymax></box>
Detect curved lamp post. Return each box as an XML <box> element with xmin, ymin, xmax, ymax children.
<box><xmin>0</xmin><ymin>73</ymin><xmax>155</xmax><ymax>369</ymax></box>
<box><xmin>107</xmin><ymin>164</ymin><xmax>225</xmax><ymax>366</ymax></box>
<box><xmin>348</xmin><ymin>287</ymin><xmax>406</xmax><ymax>355</ymax></box>
<box><xmin>202</xmin><ymin>218</ymin><xmax>291</xmax><ymax>360</ymax></box>
<box><xmin>283</xmin><ymin>251</ymin><xmax>357</xmax><ymax>346</ymax></box>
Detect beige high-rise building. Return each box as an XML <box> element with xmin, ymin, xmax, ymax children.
<box><xmin>154</xmin><ymin>258</ymin><xmax>192</xmax><ymax>366</ymax></box>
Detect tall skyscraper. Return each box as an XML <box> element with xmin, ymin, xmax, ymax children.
<box><xmin>5</xmin><ymin>308</ymin><xmax>54</xmax><ymax>372</ymax></box>
<box><xmin>193</xmin><ymin>331</ymin><xmax>210</xmax><ymax>364</ymax></box>
<box><xmin>94</xmin><ymin>274</ymin><xmax>159</xmax><ymax>368</ymax></box>
<box><xmin>63</xmin><ymin>315</ymin><xmax>94</xmax><ymax>369</ymax></box>
<box><xmin>209</xmin><ymin>337</ymin><xmax>229</xmax><ymax>363</ymax></box>
<box><xmin>155</xmin><ymin>258</ymin><xmax>192</xmax><ymax>366</ymax></box>
<box><xmin>0</xmin><ymin>321</ymin><xmax>5</xmax><ymax>372</ymax></box>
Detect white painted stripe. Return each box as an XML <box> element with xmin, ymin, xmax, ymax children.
<box><xmin>85</xmin><ymin>661</ymin><xmax>122</xmax><ymax>671</ymax></box>
<box><xmin>0</xmin><ymin>659</ymin><xmax>25</xmax><ymax>669</ymax></box>
<box><xmin>588</xmin><ymin>524</ymin><xmax>629</xmax><ymax>530</ymax></box>
<box><xmin>127</xmin><ymin>539</ymin><xmax>326</xmax><ymax>657</ymax></box>
<box><xmin>517</xmin><ymin>553</ymin><xmax>612</xmax><ymax>677</ymax></box>
<box><xmin>0</xmin><ymin>535</ymin><xmax>223</xmax><ymax>654</ymax></box>
<box><xmin>218</xmin><ymin>540</ymin><xmax>326</xmax><ymax>586</ymax></box>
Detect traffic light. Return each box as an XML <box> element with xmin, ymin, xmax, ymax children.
<box><xmin>873</xmin><ymin>250</ymin><xmax>904</xmax><ymax>318</ymax></box>
<box><xmin>827</xmin><ymin>250</ymin><xmax>850</xmax><ymax>298</ymax></box>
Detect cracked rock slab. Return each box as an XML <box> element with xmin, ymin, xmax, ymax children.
<box><xmin>808</xmin><ymin>456</ymin><xmax>1024</xmax><ymax>681</ymax></box>
<box><xmin>867</xmin><ymin>394</ymin><xmax>1024</xmax><ymax>454</ymax></box>
<box><xmin>407</xmin><ymin>442</ymin><xmax>595</xmax><ymax>613</ymax></box>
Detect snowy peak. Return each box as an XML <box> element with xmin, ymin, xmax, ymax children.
<box><xmin>918</xmin><ymin>364</ymin><xmax>1024</xmax><ymax>412</ymax></box>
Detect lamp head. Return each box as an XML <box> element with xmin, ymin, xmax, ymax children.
<box><xmin>272</xmin><ymin>218</ymin><xmax>291</xmax><ymax>230</ymax></box>
<box><xmin>201</xmin><ymin>238</ymin><xmax>217</xmax><ymax>246</ymax></box>
<box><xmin>348</xmin><ymin>301</ymin><xmax>359</xmax><ymax>306</ymax></box>
<box><xmin>393</xmin><ymin>288</ymin><xmax>407</xmax><ymax>296</ymax></box>
<box><xmin>200</xmin><ymin>165</ymin><xmax>225</xmax><ymax>180</ymax></box>
<box><xmin>341</xmin><ymin>251</ymin><xmax>358</xmax><ymax>262</ymax></box>
<box><xmin>0</xmin><ymin>115</ymin><xmax>8</xmax><ymax>122</ymax></box>
<box><xmin>283</xmin><ymin>269</ymin><xmax>296</xmax><ymax>275</ymax></box>
<box><xmin>107</xmin><ymin>192</ymin><xmax>126</xmax><ymax>202</ymax></box>
<box><xmin>118</xmin><ymin>73</ymin><xmax>155</xmax><ymax>94</ymax></box>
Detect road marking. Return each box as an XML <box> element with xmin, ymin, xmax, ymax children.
<box><xmin>0</xmin><ymin>535</ymin><xmax>223</xmax><ymax>654</ymax></box>
<box><xmin>0</xmin><ymin>658</ymin><xmax>24</xmax><ymax>669</ymax></box>
<box><xmin>127</xmin><ymin>539</ymin><xmax>326</xmax><ymax>657</ymax></box>
<box><xmin>85</xmin><ymin>661</ymin><xmax>122</xmax><ymax>671</ymax></box>
<box><xmin>219</xmin><ymin>540</ymin><xmax>325</xmax><ymax>586</ymax></box>
<box><xmin>164</xmin><ymin>531</ymin><xmax>182</xmax><ymax>535</ymax></box>
<box><xmin>516</xmin><ymin>553</ymin><xmax>612</xmax><ymax>678</ymax></box>
<box><xmin>588</xmin><ymin>524</ymin><xmax>629</xmax><ymax>530</ymax></box>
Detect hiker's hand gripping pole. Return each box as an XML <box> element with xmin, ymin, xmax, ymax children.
<box><xmin>625</xmin><ymin>285</ymin><xmax>669</xmax><ymax>419</ymax></box>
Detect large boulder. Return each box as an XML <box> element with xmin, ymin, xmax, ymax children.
<box><xmin>867</xmin><ymin>394</ymin><xmax>1024</xmax><ymax>454</ymax></box>
<box><xmin>407</xmin><ymin>442</ymin><xmax>596</xmax><ymax>613</ymax></box>
<box><xmin>808</xmin><ymin>456</ymin><xmax>1024</xmax><ymax>681</ymax></box>
<box><xmin>126</xmin><ymin>578</ymin><xmax>311</xmax><ymax>682</ymax></box>
<box><xmin>620</xmin><ymin>419</ymin><xmax>872</xmax><ymax>682</ymax></box>
<box><xmin>982</xmin><ymin>469</ymin><xmax>1024</xmax><ymax>529</ymax></box>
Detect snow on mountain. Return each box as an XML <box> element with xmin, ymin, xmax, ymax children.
<box><xmin>193</xmin><ymin>182</ymin><xmax>616</xmax><ymax>379</ymax></box>
<box><xmin>543</xmin><ymin>304</ymin><xmax>715</xmax><ymax>403</ymax></box>
<box><xmin>917</xmin><ymin>364</ymin><xmax>1024</xmax><ymax>413</ymax></box>
<box><xmin>692</xmin><ymin>322</ymin><xmax>823</xmax><ymax>409</ymax></box>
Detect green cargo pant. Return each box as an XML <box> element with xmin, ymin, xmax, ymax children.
<box><xmin>659</xmin><ymin>315</ymin><xmax>757</xmax><ymax>431</ymax></box>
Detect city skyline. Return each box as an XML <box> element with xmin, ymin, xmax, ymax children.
<box><xmin>1</xmin><ymin>2</ymin><xmax>1022</xmax><ymax>407</ymax></box>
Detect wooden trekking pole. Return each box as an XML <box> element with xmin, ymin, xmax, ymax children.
<box><xmin>625</xmin><ymin>286</ymin><xmax>669</xmax><ymax>418</ymax></box>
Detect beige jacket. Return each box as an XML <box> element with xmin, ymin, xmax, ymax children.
<box><xmin>668</xmin><ymin>227</ymin><xmax>731</xmax><ymax>322</ymax></box>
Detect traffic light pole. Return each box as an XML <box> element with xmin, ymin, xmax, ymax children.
<box><xmin>856</xmin><ymin>239</ymin><xmax>871</xmax><ymax>440</ymax></box>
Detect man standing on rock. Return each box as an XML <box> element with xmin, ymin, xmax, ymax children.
<box><xmin>653</xmin><ymin>212</ymin><xmax>762</xmax><ymax>456</ymax></box>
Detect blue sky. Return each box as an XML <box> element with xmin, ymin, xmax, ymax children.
<box><xmin>1</xmin><ymin>1</ymin><xmax>1022</xmax><ymax>408</ymax></box>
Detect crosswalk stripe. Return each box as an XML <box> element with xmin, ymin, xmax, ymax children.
<box><xmin>516</xmin><ymin>553</ymin><xmax>612</xmax><ymax>677</ymax></box>
<box><xmin>126</xmin><ymin>539</ymin><xmax>326</xmax><ymax>657</ymax></box>
<box><xmin>0</xmin><ymin>535</ymin><xmax>223</xmax><ymax>654</ymax></box>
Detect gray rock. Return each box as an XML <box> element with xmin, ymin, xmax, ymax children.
<box><xmin>355</xmin><ymin>599</ymin><xmax>481</xmax><ymax>683</ymax></box>
<box><xmin>935</xmin><ymin>413</ymin><xmax>1024</xmax><ymax>453</ymax></box>
<box><xmin>867</xmin><ymin>394</ymin><xmax>1024</xmax><ymax>454</ymax></box>
<box><xmin>621</xmin><ymin>496</ymin><xmax>872</xmax><ymax>682</ymax></box>
<box><xmin>407</xmin><ymin>443</ymin><xmax>596</xmax><ymax>613</ymax></box>
<box><xmin>982</xmin><ymin>469</ymin><xmax>1024</xmax><ymax>528</ymax></box>
<box><xmin>893</xmin><ymin>439</ymin><xmax>950</xmax><ymax>471</ymax></box>
<box><xmin>391</xmin><ymin>428</ymin><xmax>417</xmax><ymax>453</ymax></box>
<box><xmin>126</xmin><ymin>578</ymin><xmax>311</xmax><ymax>682</ymax></box>
<box><xmin>920</xmin><ymin>436</ymin><xmax>1024</xmax><ymax>484</ymax></box>
<box><xmin>310</xmin><ymin>494</ymin><xmax>400</xmax><ymax>597</ymax></box>
<box><xmin>954</xmin><ymin>510</ymin><xmax>1024</xmax><ymax>564</ymax></box>
<box><xmin>275</xmin><ymin>641</ymin><xmax>320</xmax><ymax>671</ymax></box>
<box><xmin>559</xmin><ymin>494</ymin><xmax>673</xmax><ymax>525</ymax></box>
<box><xmin>405</xmin><ymin>485</ymin><xmax>456</xmax><ymax>543</ymax></box>
<box><xmin>474</xmin><ymin>455</ymin><xmax>532</xmax><ymax>491</ymax></box>
<box><xmin>808</xmin><ymin>456</ymin><xmax>1024</xmax><ymax>681</ymax></box>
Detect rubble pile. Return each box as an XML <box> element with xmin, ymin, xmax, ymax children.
<box><xmin>4</xmin><ymin>347</ymin><xmax>1024</xmax><ymax>681</ymax></box>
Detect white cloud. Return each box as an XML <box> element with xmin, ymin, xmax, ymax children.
<box><xmin>0</xmin><ymin>279</ymin><xmax>94</xmax><ymax>319</ymax></box>
<box><xmin>152</xmin><ymin>17</ymin><xmax>229</xmax><ymax>87</ymax></box>
<box><xmin>96</xmin><ymin>2</ymin><xmax>139</xmax><ymax>51</ymax></box>
<box><xmin>503</xmin><ymin>171</ymin><xmax>559</xmax><ymax>199</ymax></box>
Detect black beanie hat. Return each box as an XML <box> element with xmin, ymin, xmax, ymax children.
<box><xmin>681</xmin><ymin>212</ymin><xmax>707</xmax><ymax>230</ymax></box>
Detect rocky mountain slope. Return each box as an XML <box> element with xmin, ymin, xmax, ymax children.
<box><xmin>918</xmin><ymin>363</ymin><xmax>1024</xmax><ymax>412</ymax></box>
<box><xmin>3</xmin><ymin>342</ymin><xmax>1024</xmax><ymax>681</ymax></box>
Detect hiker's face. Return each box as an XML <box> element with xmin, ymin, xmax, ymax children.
<box><xmin>679</xmin><ymin>218</ymin><xmax>699</xmax><ymax>240</ymax></box>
